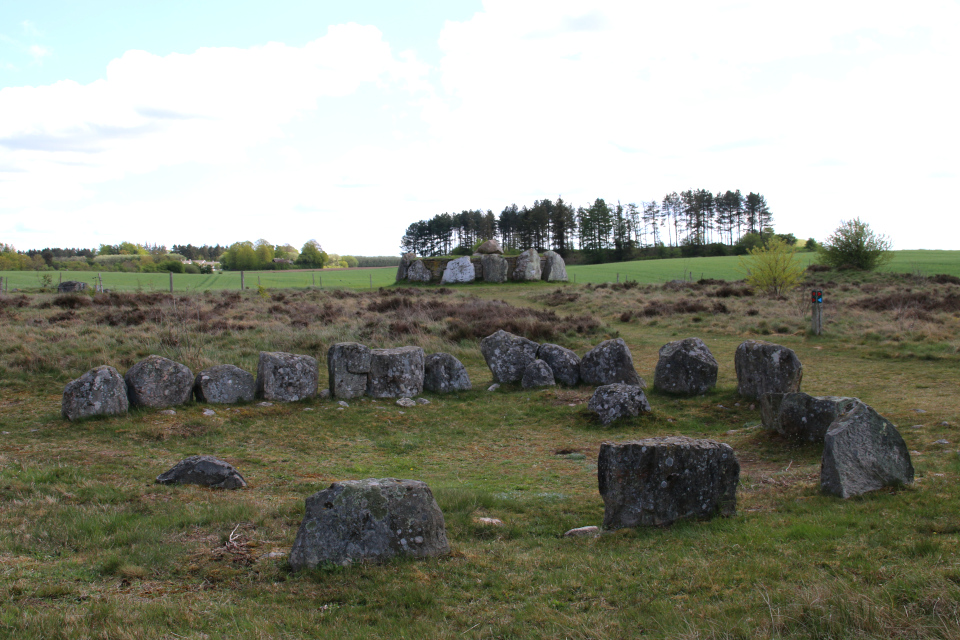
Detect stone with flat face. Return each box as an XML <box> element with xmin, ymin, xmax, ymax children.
<box><xmin>734</xmin><ymin>340</ymin><xmax>802</xmax><ymax>400</ymax></box>
<box><xmin>654</xmin><ymin>337</ymin><xmax>718</xmax><ymax>396</ymax></box>
<box><xmin>423</xmin><ymin>352</ymin><xmax>471</xmax><ymax>393</ymax></box>
<box><xmin>440</xmin><ymin>256</ymin><xmax>476</xmax><ymax>284</ymax></box>
<box><xmin>194</xmin><ymin>364</ymin><xmax>255</xmax><ymax>404</ymax></box>
<box><xmin>580</xmin><ymin>339</ymin><xmax>645</xmax><ymax>388</ymax></box>
<box><xmin>62</xmin><ymin>365</ymin><xmax>129</xmax><ymax>421</ymax></box>
<box><xmin>256</xmin><ymin>351</ymin><xmax>318</xmax><ymax>402</ymax></box>
<box><xmin>541</xmin><ymin>251</ymin><xmax>568</xmax><ymax>282</ymax></box>
<box><xmin>366</xmin><ymin>346</ymin><xmax>425</xmax><ymax>398</ymax></box>
<box><xmin>480</xmin><ymin>329</ymin><xmax>540</xmax><ymax>384</ymax></box>
<box><xmin>778</xmin><ymin>393</ymin><xmax>858</xmax><ymax>442</ymax></box>
<box><xmin>406</xmin><ymin>260</ymin><xmax>432</xmax><ymax>283</ymax></box>
<box><xmin>328</xmin><ymin>342</ymin><xmax>372</xmax><ymax>399</ymax></box>
<box><xmin>481</xmin><ymin>254</ymin><xmax>508</xmax><ymax>283</ymax></box>
<box><xmin>512</xmin><ymin>248</ymin><xmax>542</xmax><ymax>281</ymax></box>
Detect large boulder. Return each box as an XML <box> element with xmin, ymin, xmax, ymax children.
<box><xmin>440</xmin><ymin>256</ymin><xmax>475</xmax><ymax>284</ymax></box>
<box><xmin>588</xmin><ymin>383</ymin><xmax>652</xmax><ymax>425</ymax></box>
<box><xmin>396</xmin><ymin>252</ymin><xmax>416</xmax><ymax>282</ymax></box>
<box><xmin>512</xmin><ymin>249</ymin><xmax>542</xmax><ymax>281</ymax></box>
<box><xmin>734</xmin><ymin>340</ymin><xmax>803</xmax><ymax>400</ymax></box>
<box><xmin>479</xmin><ymin>329</ymin><xmax>540</xmax><ymax>384</ymax></box>
<box><xmin>62</xmin><ymin>365</ymin><xmax>129</xmax><ymax>421</ymax></box>
<box><xmin>481</xmin><ymin>254</ymin><xmax>508</xmax><ymax>283</ymax></box>
<box><xmin>599</xmin><ymin>437</ymin><xmax>740</xmax><ymax>529</ymax></box>
<box><xmin>256</xmin><ymin>351</ymin><xmax>318</xmax><ymax>402</ymax></box>
<box><xmin>580</xmin><ymin>338</ymin><xmax>645</xmax><ymax>388</ymax></box>
<box><xmin>541</xmin><ymin>251</ymin><xmax>568</xmax><ymax>282</ymax></box>
<box><xmin>778</xmin><ymin>393</ymin><xmax>858</xmax><ymax>442</ymax></box>
<box><xmin>366</xmin><ymin>346</ymin><xmax>425</xmax><ymax>398</ymax></box>
<box><xmin>521</xmin><ymin>360</ymin><xmax>555</xmax><ymax>389</ymax></box>
<box><xmin>289</xmin><ymin>478</ymin><xmax>450</xmax><ymax>569</ymax></box>
<box><xmin>328</xmin><ymin>342</ymin><xmax>372</xmax><ymax>399</ymax></box>
<box><xmin>57</xmin><ymin>281</ymin><xmax>87</xmax><ymax>293</ymax></box>
<box><xmin>476</xmin><ymin>239</ymin><xmax>503</xmax><ymax>255</ymax></box>
<box><xmin>423</xmin><ymin>353</ymin><xmax>471</xmax><ymax>393</ymax></box>
<box><xmin>194</xmin><ymin>364</ymin><xmax>255</xmax><ymax>404</ymax></box>
<box><xmin>821</xmin><ymin>401</ymin><xmax>914</xmax><ymax>498</ymax></box>
<box><xmin>537</xmin><ymin>343</ymin><xmax>581</xmax><ymax>386</ymax></box>
<box><xmin>653</xmin><ymin>338</ymin><xmax>718</xmax><ymax>396</ymax></box>
<box><xmin>156</xmin><ymin>455</ymin><xmax>247</xmax><ymax>490</ymax></box>
<box><xmin>406</xmin><ymin>260</ymin><xmax>432</xmax><ymax>283</ymax></box>
<box><xmin>125</xmin><ymin>355</ymin><xmax>194</xmax><ymax>409</ymax></box>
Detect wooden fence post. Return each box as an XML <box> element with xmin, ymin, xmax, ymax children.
<box><xmin>240</xmin><ymin>271</ymin><xmax>244</xmax><ymax>290</ymax></box>
<box><xmin>811</xmin><ymin>290</ymin><xmax>823</xmax><ymax>335</ymax></box>
<box><xmin>169</xmin><ymin>271</ymin><xmax>173</xmax><ymax>293</ymax></box>
<box><xmin>369</xmin><ymin>274</ymin><xmax>372</xmax><ymax>289</ymax></box>
<box><xmin>312</xmin><ymin>273</ymin><xmax>315</xmax><ymax>287</ymax></box>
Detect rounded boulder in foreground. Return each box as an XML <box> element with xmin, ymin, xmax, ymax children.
<box><xmin>125</xmin><ymin>355</ymin><xmax>194</xmax><ymax>409</ymax></box>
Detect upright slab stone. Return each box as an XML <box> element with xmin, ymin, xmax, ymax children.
<box><xmin>440</xmin><ymin>256</ymin><xmax>475</xmax><ymax>284</ymax></box>
<box><xmin>62</xmin><ymin>365</ymin><xmax>129</xmax><ymax>421</ymax></box>
<box><xmin>521</xmin><ymin>359</ymin><xmax>555</xmax><ymax>388</ymax></box>
<box><xmin>653</xmin><ymin>337</ymin><xmax>718</xmax><ymax>396</ymax></box>
<box><xmin>328</xmin><ymin>342</ymin><xmax>372</xmax><ymax>399</ymax></box>
<box><xmin>256</xmin><ymin>351</ymin><xmax>318</xmax><ymax>402</ymax></box>
<box><xmin>194</xmin><ymin>364</ymin><xmax>255</xmax><ymax>404</ymax></box>
<box><xmin>512</xmin><ymin>249</ymin><xmax>542</xmax><ymax>281</ymax></box>
<box><xmin>599</xmin><ymin>437</ymin><xmax>740</xmax><ymax>529</ymax></box>
<box><xmin>580</xmin><ymin>338</ymin><xmax>645</xmax><ymax>388</ymax></box>
<box><xmin>156</xmin><ymin>455</ymin><xmax>247</xmax><ymax>490</ymax></box>
<box><xmin>589</xmin><ymin>383</ymin><xmax>652</xmax><ymax>425</ymax></box>
<box><xmin>734</xmin><ymin>340</ymin><xmax>802</xmax><ymax>400</ymax></box>
<box><xmin>289</xmin><ymin>478</ymin><xmax>450</xmax><ymax>569</ymax></box>
<box><xmin>479</xmin><ymin>329</ymin><xmax>540</xmax><ymax>384</ymax></box>
<box><xmin>481</xmin><ymin>254</ymin><xmax>508</xmax><ymax>283</ymax></box>
<box><xmin>537</xmin><ymin>343</ymin><xmax>581</xmax><ymax>386</ymax></box>
<box><xmin>406</xmin><ymin>260</ymin><xmax>432</xmax><ymax>283</ymax></box>
<box><xmin>366</xmin><ymin>346</ymin><xmax>425</xmax><ymax>398</ymax></box>
<box><xmin>821</xmin><ymin>401</ymin><xmax>913</xmax><ymax>498</ymax></box>
<box><xmin>125</xmin><ymin>355</ymin><xmax>194</xmax><ymax>409</ymax></box>
<box><xmin>476</xmin><ymin>239</ymin><xmax>504</xmax><ymax>255</ymax></box>
<box><xmin>396</xmin><ymin>252</ymin><xmax>416</xmax><ymax>282</ymax></box>
<box><xmin>423</xmin><ymin>353</ymin><xmax>471</xmax><ymax>393</ymax></box>
<box><xmin>778</xmin><ymin>393</ymin><xmax>858</xmax><ymax>442</ymax></box>
<box><xmin>541</xmin><ymin>251</ymin><xmax>568</xmax><ymax>282</ymax></box>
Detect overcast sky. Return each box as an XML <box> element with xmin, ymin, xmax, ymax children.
<box><xmin>1</xmin><ymin>0</ymin><xmax>958</xmax><ymax>255</ymax></box>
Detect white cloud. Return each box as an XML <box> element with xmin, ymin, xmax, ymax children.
<box><xmin>27</xmin><ymin>44</ymin><xmax>50</xmax><ymax>63</ymax></box>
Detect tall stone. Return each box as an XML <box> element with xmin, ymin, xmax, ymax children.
<box><xmin>653</xmin><ymin>337</ymin><xmax>718</xmax><ymax>396</ymax></box>
<box><xmin>396</xmin><ymin>252</ymin><xmax>416</xmax><ymax>282</ymax></box>
<box><xmin>481</xmin><ymin>254</ymin><xmax>508</xmax><ymax>283</ymax></box>
<box><xmin>256</xmin><ymin>351</ymin><xmax>318</xmax><ymax>402</ymax></box>
<box><xmin>406</xmin><ymin>260</ymin><xmax>432</xmax><ymax>283</ymax></box>
<box><xmin>512</xmin><ymin>249</ymin><xmax>542</xmax><ymax>281</ymax></box>
<box><xmin>328</xmin><ymin>342</ymin><xmax>372</xmax><ymax>399</ymax></box>
<box><xmin>440</xmin><ymin>256</ymin><xmax>476</xmax><ymax>284</ymax></box>
<box><xmin>580</xmin><ymin>338</ymin><xmax>645</xmax><ymax>388</ymax></box>
<box><xmin>194</xmin><ymin>364</ymin><xmax>256</xmax><ymax>404</ymax></box>
<box><xmin>366</xmin><ymin>346</ymin><xmax>425</xmax><ymax>398</ymax></box>
<box><xmin>479</xmin><ymin>329</ymin><xmax>540</xmax><ymax>384</ymax></box>
<box><xmin>125</xmin><ymin>355</ymin><xmax>194</xmax><ymax>409</ymax></box>
<box><xmin>62</xmin><ymin>365</ymin><xmax>129</xmax><ymax>421</ymax></box>
<box><xmin>541</xmin><ymin>251</ymin><xmax>568</xmax><ymax>282</ymax></box>
<box><xmin>423</xmin><ymin>353</ymin><xmax>471</xmax><ymax>393</ymax></box>
<box><xmin>734</xmin><ymin>340</ymin><xmax>802</xmax><ymax>400</ymax></box>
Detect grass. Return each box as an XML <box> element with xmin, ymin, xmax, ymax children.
<box><xmin>1</xmin><ymin>271</ymin><xmax>960</xmax><ymax>638</ymax></box>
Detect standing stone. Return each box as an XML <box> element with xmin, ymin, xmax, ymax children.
<box><xmin>440</xmin><ymin>256</ymin><xmax>476</xmax><ymax>284</ymax></box>
<box><xmin>125</xmin><ymin>355</ymin><xmax>194</xmax><ymax>409</ymax></box>
<box><xmin>599</xmin><ymin>437</ymin><xmax>740</xmax><ymax>529</ymax></box>
<box><xmin>57</xmin><ymin>281</ymin><xmax>88</xmax><ymax>293</ymax></box>
<box><xmin>366</xmin><ymin>346</ymin><xmax>425</xmax><ymax>398</ymax></box>
<box><xmin>653</xmin><ymin>338</ymin><xmax>718</xmax><ymax>396</ymax></box>
<box><xmin>512</xmin><ymin>249</ymin><xmax>542</xmax><ymax>281</ymax></box>
<box><xmin>423</xmin><ymin>353</ymin><xmax>471</xmax><ymax>393</ymax></box>
<box><xmin>289</xmin><ymin>478</ymin><xmax>450</xmax><ymax>569</ymax></box>
<box><xmin>62</xmin><ymin>365</ymin><xmax>129</xmax><ymax>421</ymax></box>
<box><xmin>256</xmin><ymin>351</ymin><xmax>318</xmax><ymax>402</ymax></box>
<box><xmin>580</xmin><ymin>338</ymin><xmax>645</xmax><ymax>388</ymax></box>
<box><xmin>476</xmin><ymin>239</ymin><xmax>504</xmax><ymax>255</ymax></box>
<box><xmin>778</xmin><ymin>393</ymin><xmax>858</xmax><ymax>442</ymax></box>
<box><xmin>396</xmin><ymin>252</ymin><xmax>416</xmax><ymax>282</ymax></box>
<box><xmin>588</xmin><ymin>383</ymin><xmax>652</xmax><ymax>425</ymax></box>
<box><xmin>821</xmin><ymin>401</ymin><xmax>914</xmax><ymax>498</ymax></box>
<box><xmin>479</xmin><ymin>329</ymin><xmax>540</xmax><ymax>384</ymax></box>
<box><xmin>328</xmin><ymin>342</ymin><xmax>372</xmax><ymax>399</ymax></box>
<box><xmin>194</xmin><ymin>364</ymin><xmax>255</xmax><ymax>404</ymax></box>
<box><xmin>734</xmin><ymin>340</ymin><xmax>803</xmax><ymax>400</ymax></box>
<box><xmin>481</xmin><ymin>254</ymin><xmax>508</xmax><ymax>283</ymax></box>
<box><xmin>521</xmin><ymin>360</ymin><xmax>555</xmax><ymax>388</ymax></box>
<box><xmin>541</xmin><ymin>251</ymin><xmax>568</xmax><ymax>282</ymax></box>
<box><xmin>760</xmin><ymin>392</ymin><xmax>786</xmax><ymax>430</ymax></box>
<box><xmin>537</xmin><ymin>344</ymin><xmax>581</xmax><ymax>386</ymax></box>
<box><xmin>406</xmin><ymin>260</ymin><xmax>432</xmax><ymax>283</ymax></box>
<box><xmin>156</xmin><ymin>455</ymin><xmax>247</xmax><ymax>489</ymax></box>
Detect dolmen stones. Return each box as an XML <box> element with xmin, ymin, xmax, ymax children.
<box><xmin>62</xmin><ymin>365</ymin><xmax>129</xmax><ymax>421</ymax></box>
<box><xmin>256</xmin><ymin>351</ymin><xmax>318</xmax><ymax>402</ymax></box>
<box><xmin>653</xmin><ymin>338</ymin><xmax>718</xmax><ymax>396</ymax></box>
<box><xmin>57</xmin><ymin>280</ymin><xmax>87</xmax><ymax>293</ymax></box>
<box><xmin>480</xmin><ymin>330</ymin><xmax>539</xmax><ymax>384</ymax></box>
<box><xmin>580</xmin><ymin>338</ymin><xmax>645</xmax><ymax>388</ymax></box>
<box><xmin>537</xmin><ymin>344</ymin><xmax>581</xmax><ymax>386</ymax></box>
<box><xmin>512</xmin><ymin>248</ymin><xmax>542</xmax><ymax>281</ymax></box>
<box><xmin>598</xmin><ymin>437</ymin><xmax>739</xmax><ymax>528</ymax></box>
<box><xmin>289</xmin><ymin>478</ymin><xmax>450</xmax><ymax>569</ymax></box>
<box><xmin>476</xmin><ymin>239</ymin><xmax>503</xmax><ymax>254</ymax></box>
<box><xmin>423</xmin><ymin>353</ymin><xmax>471</xmax><ymax>393</ymax></box>
<box><xmin>396</xmin><ymin>252</ymin><xmax>416</xmax><ymax>281</ymax></box>
<box><xmin>821</xmin><ymin>400</ymin><xmax>913</xmax><ymax>498</ymax></box>
<box><xmin>440</xmin><ymin>256</ymin><xmax>475</xmax><ymax>284</ymax></box>
<box><xmin>125</xmin><ymin>355</ymin><xmax>194</xmax><ymax>408</ymax></box>
<box><xmin>765</xmin><ymin>392</ymin><xmax>858</xmax><ymax>442</ymax></box>
<box><xmin>522</xmin><ymin>360</ymin><xmax>555</xmax><ymax>388</ymax></box>
<box><xmin>734</xmin><ymin>340</ymin><xmax>802</xmax><ymax>400</ymax></box>
<box><xmin>589</xmin><ymin>384</ymin><xmax>652</xmax><ymax>425</ymax></box>
<box><xmin>542</xmin><ymin>251</ymin><xmax>568</xmax><ymax>282</ymax></box>
<box><xmin>328</xmin><ymin>342</ymin><xmax>372</xmax><ymax>399</ymax></box>
<box><xmin>366</xmin><ymin>347</ymin><xmax>425</xmax><ymax>398</ymax></box>
<box><xmin>194</xmin><ymin>364</ymin><xmax>255</xmax><ymax>404</ymax></box>
<box><xmin>156</xmin><ymin>455</ymin><xmax>247</xmax><ymax>489</ymax></box>
<box><xmin>406</xmin><ymin>260</ymin><xmax>432</xmax><ymax>283</ymax></box>
<box><xmin>328</xmin><ymin>342</ymin><xmax>433</xmax><ymax>398</ymax></box>
<box><xmin>481</xmin><ymin>254</ymin><xmax>508</xmax><ymax>283</ymax></box>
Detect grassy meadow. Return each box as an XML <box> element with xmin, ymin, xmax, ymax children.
<box><xmin>1</xmin><ymin>267</ymin><xmax>960</xmax><ymax>638</ymax></box>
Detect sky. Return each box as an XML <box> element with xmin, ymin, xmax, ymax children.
<box><xmin>1</xmin><ymin>0</ymin><xmax>958</xmax><ymax>255</ymax></box>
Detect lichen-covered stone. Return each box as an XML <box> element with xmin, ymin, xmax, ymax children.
<box><xmin>537</xmin><ymin>343</ymin><xmax>581</xmax><ymax>386</ymax></box>
<box><xmin>396</xmin><ymin>252</ymin><xmax>416</xmax><ymax>281</ymax></box>
<box><xmin>289</xmin><ymin>478</ymin><xmax>450</xmax><ymax>569</ymax></box>
<box><xmin>440</xmin><ymin>256</ymin><xmax>476</xmax><ymax>284</ymax></box>
<box><xmin>256</xmin><ymin>351</ymin><xmax>318</xmax><ymax>402</ymax></box>
<box><xmin>125</xmin><ymin>355</ymin><xmax>194</xmax><ymax>409</ymax></box>
<box><xmin>760</xmin><ymin>392</ymin><xmax>786</xmax><ymax>430</ymax></box>
<box><xmin>406</xmin><ymin>260</ymin><xmax>432</xmax><ymax>283</ymax></box>
<box><xmin>512</xmin><ymin>249</ymin><xmax>542</xmax><ymax>281</ymax></box>
<box><xmin>588</xmin><ymin>383</ymin><xmax>652</xmax><ymax>425</ymax></box>
<box><xmin>328</xmin><ymin>342</ymin><xmax>372</xmax><ymax>399</ymax></box>
<box><xmin>580</xmin><ymin>338</ymin><xmax>645</xmax><ymax>388</ymax></box>
<box><xmin>480</xmin><ymin>329</ymin><xmax>540</xmax><ymax>384</ymax></box>
<box><xmin>423</xmin><ymin>353</ymin><xmax>471</xmax><ymax>393</ymax></box>
<box><xmin>521</xmin><ymin>359</ymin><xmax>555</xmax><ymax>389</ymax></box>
<box><xmin>62</xmin><ymin>365</ymin><xmax>129</xmax><ymax>421</ymax></box>
<box><xmin>778</xmin><ymin>393</ymin><xmax>858</xmax><ymax>442</ymax></box>
<box><xmin>541</xmin><ymin>251</ymin><xmax>568</xmax><ymax>282</ymax></box>
<box><xmin>599</xmin><ymin>437</ymin><xmax>740</xmax><ymax>528</ymax></box>
<box><xmin>156</xmin><ymin>455</ymin><xmax>246</xmax><ymax>489</ymax></box>
<box><xmin>366</xmin><ymin>347</ymin><xmax>425</xmax><ymax>398</ymax></box>
<box><xmin>481</xmin><ymin>254</ymin><xmax>508</xmax><ymax>283</ymax></box>
<box><xmin>194</xmin><ymin>365</ymin><xmax>255</xmax><ymax>404</ymax></box>
<box><xmin>653</xmin><ymin>337</ymin><xmax>718</xmax><ymax>396</ymax></box>
<box><xmin>57</xmin><ymin>280</ymin><xmax>88</xmax><ymax>293</ymax></box>
<box><xmin>734</xmin><ymin>340</ymin><xmax>802</xmax><ymax>400</ymax></box>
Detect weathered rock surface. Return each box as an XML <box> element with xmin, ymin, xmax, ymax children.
<box><xmin>599</xmin><ymin>437</ymin><xmax>740</xmax><ymax>528</ymax></box>
<box><xmin>653</xmin><ymin>338</ymin><xmax>718</xmax><ymax>396</ymax></box>
<box><xmin>481</xmin><ymin>254</ymin><xmax>508</xmax><ymax>283</ymax></box>
<box><xmin>396</xmin><ymin>252</ymin><xmax>416</xmax><ymax>281</ymax></box>
<box><xmin>541</xmin><ymin>251</ymin><xmax>568</xmax><ymax>282</ymax></box>
<box><xmin>760</xmin><ymin>392</ymin><xmax>785</xmax><ymax>430</ymax></box>
<box><xmin>194</xmin><ymin>365</ymin><xmax>255</xmax><ymax>404</ymax></box>
<box><xmin>256</xmin><ymin>351</ymin><xmax>318</xmax><ymax>402</ymax></box>
<box><xmin>476</xmin><ymin>239</ymin><xmax>504</xmax><ymax>255</ymax></box>
<box><xmin>580</xmin><ymin>339</ymin><xmax>645</xmax><ymax>388</ymax></box>
<box><xmin>734</xmin><ymin>340</ymin><xmax>803</xmax><ymax>400</ymax></box>
<box><xmin>62</xmin><ymin>365</ymin><xmax>129</xmax><ymax>421</ymax></box>
<box><xmin>778</xmin><ymin>393</ymin><xmax>858</xmax><ymax>442</ymax></box>
<box><xmin>440</xmin><ymin>256</ymin><xmax>475</xmax><ymax>284</ymax></box>
<box><xmin>328</xmin><ymin>342</ymin><xmax>372</xmax><ymax>399</ymax></box>
<box><xmin>423</xmin><ymin>353</ymin><xmax>471</xmax><ymax>393</ymax></box>
<box><xmin>821</xmin><ymin>401</ymin><xmax>914</xmax><ymax>498</ymax></box>
<box><xmin>406</xmin><ymin>260</ymin><xmax>432</xmax><ymax>283</ymax></box>
<box><xmin>289</xmin><ymin>478</ymin><xmax>450</xmax><ymax>569</ymax></box>
<box><xmin>480</xmin><ymin>330</ymin><xmax>540</xmax><ymax>384</ymax></box>
<box><xmin>564</xmin><ymin>526</ymin><xmax>600</xmax><ymax>538</ymax></box>
<box><xmin>588</xmin><ymin>383</ymin><xmax>652</xmax><ymax>425</ymax></box>
<box><xmin>366</xmin><ymin>346</ymin><xmax>425</xmax><ymax>398</ymax></box>
<box><xmin>57</xmin><ymin>280</ymin><xmax>87</xmax><ymax>293</ymax></box>
<box><xmin>521</xmin><ymin>359</ymin><xmax>555</xmax><ymax>388</ymax></box>
<box><xmin>125</xmin><ymin>355</ymin><xmax>194</xmax><ymax>409</ymax></box>
<box><xmin>512</xmin><ymin>248</ymin><xmax>542</xmax><ymax>281</ymax></box>
<box><xmin>537</xmin><ymin>343</ymin><xmax>581</xmax><ymax>386</ymax></box>
<box><xmin>156</xmin><ymin>455</ymin><xmax>247</xmax><ymax>489</ymax></box>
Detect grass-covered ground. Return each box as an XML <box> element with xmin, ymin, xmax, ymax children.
<box><xmin>1</xmin><ymin>268</ymin><xmax>959</xmax><ymax>638</ymax></box>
